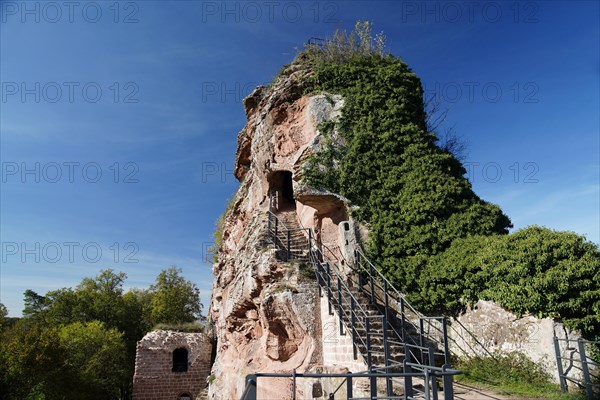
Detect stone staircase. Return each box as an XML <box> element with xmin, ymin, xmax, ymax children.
<box><xmin>268</xmin><ymin>210</ymin><xmax>310</xmax><ymax>262</ymax></box>
<box><xmin>265</xmin><ymin>209</ymin><xmax>455</xmax><ymax>399</ymax></box>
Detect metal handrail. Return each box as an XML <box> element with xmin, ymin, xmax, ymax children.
<box><xmin>267</xmin><ymin>211</ymin><xmax>379</xmax><ymax>366</ymax></box>
<box><xmin>268</xmin><ymin>211</ymin><xmax>448</xmax><ymax>362</ymax></box>
<box><xmin>241</xmin><ymin>367</ymin><xmax>463</xmax><ymax>400</ymax></box>
<box><xmin>265</xmin><ymin>210</ymin><xmax>456</xmax><ymax>399</ymax></box>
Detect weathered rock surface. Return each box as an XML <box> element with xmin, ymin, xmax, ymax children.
<box><xmin>208</xmin><ymin>66</ymin><xmax>348</xmax><ymax>399</ymax></box>
<box><xmin>449</xmin><ymin>300</ymin><xmax>585</xmax><ymax>386</ymax></box>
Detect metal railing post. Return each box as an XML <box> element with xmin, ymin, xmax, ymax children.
<box><xmin>383</xmin><ymin>314</ymin><xmax>392</xmax><ymax>396</ymax></box>
<box><xmin>369</xmin><ymin>261</ymin><xmax>375</xmax><ymax>305</ymax></box>
<box><xmin>287</xmin><ymin>229</ymin><xmax>291</xmax><ymax>260</ymax></box>
<box><xmin>419</xmin><ymin>318</ymin><xmax>425</xmax><ymax>364</ymax></box>
<box><xmin>355</xmin><ymin>250</ymin><xmax>364</xmax><ymax>291</ymax></box>
<box><xmin>241</xmin><ymin>374</ymin><xmax>257</xmax><ymax>400</ymax></box>
<box><xmin>346</xmin><ymin>374</ymin><xmax>353</xmax><ymax>398</ymax></box>
<box><xmin>400</xmin><ymin>297</ymin><xmax>406</xmax><ymax>343</ymax></box>
<box><xmin>274</xmin><ymin>218</ymin><xmax>278</xmax><ymax>243</ymax></box>
<box><xmin>577</xmin><ymin>339</ymin><xmax>593</xmax><ymax>399</ymax></box>
<box><xmin>428</xmin><ymin>345</ymin><xmax>439</xmax><ymax>400</ymax></box>
<box><xmin>404</xmin><ymin>346</ymin><xmax>414</xmax><ymax>399</ymax></box>
<box><xmin>326</xmin><ymin>263</ymin><xmax>332</xmax><ymax>315</ymax></box>
<box><xmin>424</xmin><ymin>368</ymin><xmax>431</xmax><ymax>400</ymax></box>
<box><xmin>316</xmin><ymin>260</ymin><xmax>323</xmax><ymax>297</ymax></box>
<box><xmin>553</xmin><ymin>337</ymin><xmax>567</xmax><ymax>392</ymax></box>
<box><xmin>337</xmin><ymin>276</ymin><xmax>344</xmax><ymax>335</ymax></box>
<box><xmin>442</xmin><ymin>318</ymin><xmax>450</xmax><ymax>366</ymax></box>
<box><xmin>366</xmin><ymin>317</ymin><xmax>377</xmax><ymax>398</ymax></box>
<box><xmin>366</xmin><ymin>317</ymin><xmax>372</xmax><ymax>368</ymax></box>
<box><xmin>442</xmin><ymin>364</ymin><xmax>454</xmax><ymax>400</ymax></box>
<box><xmin>351</xmin><ymin>297</ymin><xmax>357</xmax><ymax>360</ymax></box>
<box><xmin>292</xmin><ymin>369</ymin><xmax>296</xmax><ymax>400</ymax></box>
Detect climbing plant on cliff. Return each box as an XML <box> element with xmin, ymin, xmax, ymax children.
<box><xmin>297</xmin><ymin>22</ymin><xmax>511</xmax><ymax>296</ymax></box>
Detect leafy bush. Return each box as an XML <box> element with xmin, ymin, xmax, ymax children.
<box><xmin>420</xmin><ymin>227</ymin><xmax>600</xmax><ymax>337</ymax></box>
<box><xmin>302</xmin><ymin>21</ymin><xmax>387</xmax><ymax>65</ymax></box>
<box><xmin>208</xmin><ymin>197</ymin><xmax>235</xmax><ymax>263</ymax></box>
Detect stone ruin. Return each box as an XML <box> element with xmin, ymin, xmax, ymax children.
<box><xmin>132</xmin><ymin>330</ymin><xmax>213</xmax><ymax>400</ymax></box>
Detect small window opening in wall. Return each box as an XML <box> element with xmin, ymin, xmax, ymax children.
<box><xmin>178</xmin><ymin>393</ymin><xmax>191</xmax><ymax>400</ymax></box>
<box><xmin>344</xmin><ymin>222</ymin><xmax>350</xmax><ymax>231</ymax></box>
<box><xmin>172</xmin><ymin>348</ymin><xmax>188</xmax><ymax>372</ymax></box>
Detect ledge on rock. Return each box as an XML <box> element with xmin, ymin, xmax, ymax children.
<box><xmin>295</xmin><ymin>186</ymin><xmax>350</xmax><ymax>215</ymax></box>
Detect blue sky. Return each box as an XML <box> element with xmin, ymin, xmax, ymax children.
<box><xmin>1</xmin><ymin>1</ymin><xmax>598</xmax><ymax>317</ymax></box>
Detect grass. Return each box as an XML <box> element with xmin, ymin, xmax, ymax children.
<box><xmin>454</xmin><ymin>353</ymin><xmax>586</xmax><ymax>400</ymax></box>
<box><xmin>153</xmin><ymin>322</ymin><xmax>205</xmax><ymax>333</ymax></box>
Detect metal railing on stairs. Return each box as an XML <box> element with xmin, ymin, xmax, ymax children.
<box><xmin>257</xmin><ymin>211</ymin><xmax>459</xmax><ymax>399</ymax></box>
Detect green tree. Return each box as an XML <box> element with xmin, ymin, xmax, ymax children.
<box><xmin>22</xmin><ymin>289</ymin><xmax>48</xmax><ymax>320</ymax></box>
<box><xmin>76</xmin><ymin>269</ymin><xmax>128</xmax><ymax>329</ymax></box>
<box><xmin>420</xmin><ymin>227</ymin><xmax>600</xmax><ymax>338</ymax></box>
<box><xmin>478</xmin><ymin>227</ymin><xmax>600</xmax><ymax>337</ymax></box>
<box><xmin>149</xmin><ymin>267</ymin><xmax>202</xmax><ymax>325</ymax></box>
<box><xmin>0</xmin><ymin>303</ymin><xmax>7</xmax><ymax>329</ymax></box>
<box><xmin>0</xmin><ymin>323</ymin><xmax>68</xmax><ymax>399</ymax></box>
<box><xmin>58</xmin><ymin>321</ymin><xmax>128</xmax><ymax>399</ymax></box>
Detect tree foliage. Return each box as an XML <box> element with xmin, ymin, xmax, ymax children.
<box><xmin>419</xmin><ymin>227</ymin><xmax>600</xmax><ymax>337</ymax></box>
<box><xmin>0</xmin><ymin>321</ymin><xmax>128</xmax><ymax>400</ymax></box>
<box><xmin>59</xmin><ymin>321</ymin><xmax>128</xmax><ymax>399</ymax></box>
<box><xmin>298</xmin><ymin>24</ymin><xmax>511</xmax><ymax>295</ymax></box>
<box><xmin>0</xmin><ymin>267</ymin><xmax>203</xmax><ymax>400</ymax></box>
<box><xmin>149</xmin><ymin>267</ymin><xmax>202</xmax><ymax>325</ymax></box>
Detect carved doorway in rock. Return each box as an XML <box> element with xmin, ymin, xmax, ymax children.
<box><xmin>268</xmin><ymin>170</ymin><xmax>295</xmax><ymax>211</ymax></box>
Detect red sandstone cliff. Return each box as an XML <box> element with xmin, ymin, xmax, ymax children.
<box><xmin>207</xmin><ymin>65</ymin><xmax>355</xmax><ymax>399</ymax></box>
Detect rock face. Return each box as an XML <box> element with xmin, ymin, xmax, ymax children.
<box><xmin>208</xmin><ymin>66</ymin><xmax>354</xmax><ymax>399</ymax></box>
<box><xmin>132</xmin><ymin>330</ymin><xmax>212</xmax><ymax>400</ymax></box>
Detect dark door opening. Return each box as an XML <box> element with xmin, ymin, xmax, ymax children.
<box><xmin>268</xmin><ymin>171</ymin><xmax>295</xmax><ymax>211</ymax></box>
<box><xmin>172</xmin><ymin>348</ymin><xmax>189</xmax><ymax>372</ymax></box>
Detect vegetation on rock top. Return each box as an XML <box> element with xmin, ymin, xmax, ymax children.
<box><xmin>290</xmin><ymin>22</ymin><xmax>599</xmax><ymax>340</ymax></box>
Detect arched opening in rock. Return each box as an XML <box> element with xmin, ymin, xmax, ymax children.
<box><xmin>172</xmin><ymin>347</ymin><xmax>189</xmax><ymax>372</ymax></box>
<box><xmin>178</xmin><ymin>394</ymin><xmax>191</xmax><ymax>400</ymax></box>
<box><xmin>268</xmin><ymin>170</ymin><xmax>295</xmax><ymax>211</ymax></box>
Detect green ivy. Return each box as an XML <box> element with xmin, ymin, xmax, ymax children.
<box><xmin>297</xmin><ymin>44</ymin><xmax>511</xmax><ymax>296</ymax></box>
<box><xmin>278</xmin><ymin>25</ymin><xmax>599</xmax><ymax>340</ymax></box>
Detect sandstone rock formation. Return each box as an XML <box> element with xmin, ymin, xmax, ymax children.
<box><xmin>208</xmin><ymin>65</ymin><xmax>358</xmax><ymax>399</ymax></box>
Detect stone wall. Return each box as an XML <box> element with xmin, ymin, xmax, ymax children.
<box><xmin>320</xmin><ymin>295</ymin><xmax>368</xmax><ymax>373</ymax></box>
<box><xmin>448</xmin><ymin>300</ymin><xmax>584</xmax><ymax>387</ymax></box>
<box><xmin>132</xmin><ymin>330</ymin><xmax>213</xmax><ymax>400</ymax></box>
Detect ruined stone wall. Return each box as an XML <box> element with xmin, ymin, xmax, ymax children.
<box><xmin>448</xmin><ymin>300</ymin><xmax>584</xmax><ymax>386</ymax></box>
<box><xmin>132</xmin><ymin>330</ymin><xmax>212</xmax><ymax>400</ymax></box>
